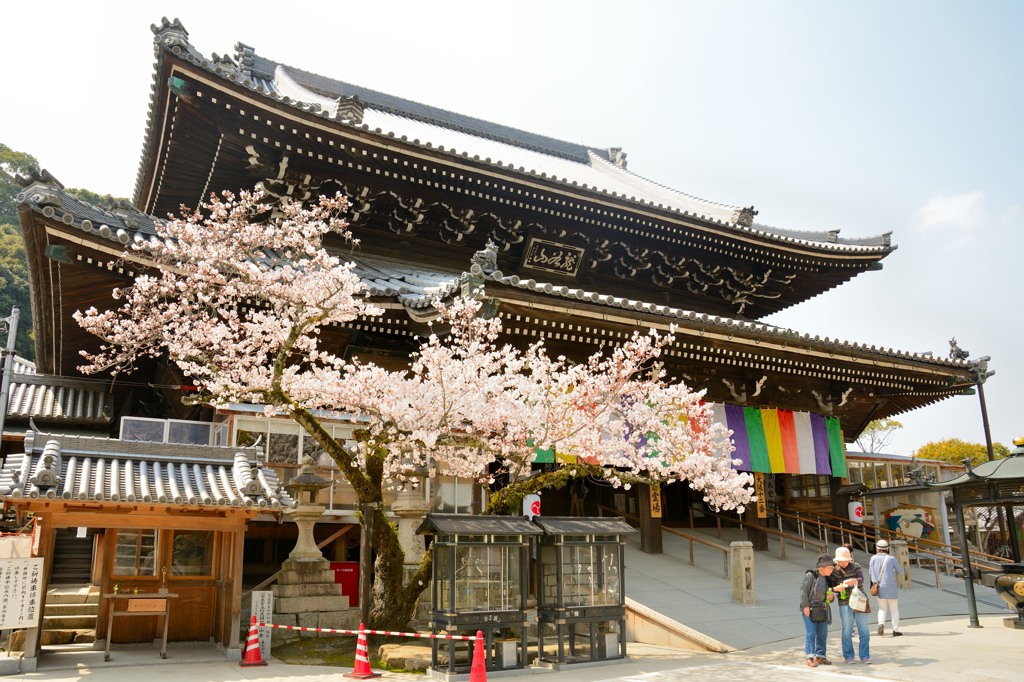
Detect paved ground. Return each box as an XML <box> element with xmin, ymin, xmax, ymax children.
<box><xmin>623</xmin><ymin>526</ymin><xmax>1009</xmax><ymax>650</ymax></box>
<box><xmin>4</xmin><ymin>613</ymin><xmax>1022</xmax><ymax>682</ymax></box>
<box><xmin>4</xmin><ymin>527</ymin><xmax>1018</xmax><ymax>681</ymax></box>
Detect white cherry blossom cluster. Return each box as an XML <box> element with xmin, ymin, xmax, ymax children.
<box><xmin>75</xmin><ymin>190</ymin><xmax>753</xmax><ymax>512</ymax></box>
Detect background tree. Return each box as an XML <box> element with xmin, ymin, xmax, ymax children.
<box><xmin>0</xmin><ymin>144</ymin><xmax>38</xmax><ymax>358</ymax></box>
<box><xmin>913</xmin><ymin>438</ymin><xmax>1009</xmax><ymax>466</ymax></box>
<box><xmin>75</xmin><ymin>189</ymin><xmax>753</xmax><ymax>630</ymax></box>
<box><xmin>854</xmin><ymin>418</ymin><xmax>904</xmax><ymax>454</ymax></box>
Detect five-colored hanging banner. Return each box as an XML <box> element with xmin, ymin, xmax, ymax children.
<box><xmin>709</xmin><ymin>403</ymin><xmax>846</xmax><ymax>477</ymax></box>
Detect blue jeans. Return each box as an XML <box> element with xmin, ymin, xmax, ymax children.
<box><xmin>802</xmin><ymin>612</ymin><xmax>828</xmax><ymax>659</ymax></box>
<box><xmin>837</xmin><ymin>603</ymin><xmax>871</xmax><ymax>660</ymax></box>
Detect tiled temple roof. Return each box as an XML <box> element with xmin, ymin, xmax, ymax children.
<box><xmin>136</xmin><ymin>18</ymin><xmax>892</xmax><ymax>253</ymax></box>
<box><xmin>0</xmin><ymin>430</ymin><xmax>294</xmax><ymax>509</ymax></box>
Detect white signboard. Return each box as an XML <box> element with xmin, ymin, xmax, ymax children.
<box><xmin>251</xmin><ymin>590</ymin><xmax>274</xmax><ymax>658</ymax></box>
<box><xmin>0</xmin><ymin>558</ymin><xmax>45</xmax><ymax>629</ymax></box>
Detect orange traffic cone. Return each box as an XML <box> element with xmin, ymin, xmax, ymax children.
<box><xmin>240</xmin><ymin>615</ymin><xmax>267</xmax><ymax>667</ymax></box>
<box><xmin>344</xmin><ymin>623</ymin><xmax>381</xmax><ymax>679</ymax></box>
<box><xmin>469</xmin><ymin>630</ymin><xmax>487</xmax><ymax>682</ymax></box>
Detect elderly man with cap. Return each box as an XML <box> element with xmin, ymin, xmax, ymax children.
<box><xmin>832</xmin><ymin>544</ymin><xmax>871</xmax><ymax>663</ymax></box>
<box><xmin>870</xmin><ymin>539</ymin><xmax>905</xmax><ymax>636</ymax></box>
<box><xmin>799</xmin><ymin>553</ymin><xmax>835</xmax><ymax>667</ymax></box>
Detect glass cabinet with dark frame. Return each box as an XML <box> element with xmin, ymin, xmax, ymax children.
<box><xmin>418</xmin><ymin>514</ymin><xmax>540</xmax><ymax>675</ymax></box>
<box><xmin>534</xmin><ymin>516</ymin><xmax>634</xmax><ymax>665</ymax></box>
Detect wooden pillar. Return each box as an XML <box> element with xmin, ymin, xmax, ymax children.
<box><xmin>743</xmin><ymin>506</ymin><xmax>769</xmax><ymax>551</ymax></box>
<box><xmin>228</xmin><ymin>526</ymin><xmax>245</xmax><ymax>650</ymax></box>
<box><xmin>23</xmin><ymin>513</ymin><xmax>56</xmax><ymax>658</ymax></box>
<box><xmin>638</xmin><ymin>484</ymin><xmax>662</xmax><ymax>554</ymax></box>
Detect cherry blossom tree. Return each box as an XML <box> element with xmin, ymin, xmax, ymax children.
<box><xmin>75</xmin><ymin>189</ymin><xmax>753</xmax><ymax>630</ymax></box>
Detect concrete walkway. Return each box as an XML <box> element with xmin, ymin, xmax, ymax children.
<box><xmin>623</xmin><ymin>526</ymin><xmax>1009</xmax><ymax>650</ymax></box>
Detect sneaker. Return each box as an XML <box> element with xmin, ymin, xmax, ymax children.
<box><xmin>892</xmin><ymin>631</ymin><xmax>903</xmax><ymax>637</ymax></box>
<box><xmin>806</xmin><ymin>658</ymin><xmax>818</xmax><ymax>668</ymax></box>
<box><xmin>861</xmin><ymin>658</ymin><xmax>872</xmax><ymax>664</ymax></box>
<box><xmin>815</xmin><ymin>657</ymin><xmax>832</xmax><ymax>665</ymax></box>
<box><xmin>878</xmin><ymin>624</ymin><xmax>884</xmax><ymax>636</ymax></box>
<box><xmin>846</xmin><ymin>658</ymin><xmax>856</xmax><ymax>664</ymax></box>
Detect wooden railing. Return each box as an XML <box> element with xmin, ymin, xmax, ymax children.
<box><xmin>692</xmin><ymin>504</ymin><xmax>826</xmax><ymax>560</ymax></box>
<box><xmin>241</xmin><ymin>524</ymin><xmax>355</xmax><ymax>600</ymax></box>
<box><xmin>597</xmin><ymin>504</ymin><xmax>732</xmax><ymax>577</ymax></box>
<box><xmin>774</xmin><ymin>508</ymin><xmax>1012</xmax><ymax>588</ymax></box>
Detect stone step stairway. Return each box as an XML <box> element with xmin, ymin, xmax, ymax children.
<box><xmin>7</xmin><ymin>585</ymin><xmax>100</xmax><ymax>650</ymax></box>
<box><xmin>50</xmin><ymin>529</ymin><xmax>94</xmax><ymax>584</ymax></box>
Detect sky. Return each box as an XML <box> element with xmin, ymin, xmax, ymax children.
<box><xmin>1</xmin><ymin>1</ymin><xmax>1021</xmax><ymax>455</ymax></box>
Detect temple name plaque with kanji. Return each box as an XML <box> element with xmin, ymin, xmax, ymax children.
<box><xmin>520</xmin><ymin>237</ymin><xmax>585</xmax><ymax>277</ymax></box>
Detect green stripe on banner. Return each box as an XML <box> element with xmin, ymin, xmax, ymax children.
<box><xmin>825</xmin><ymin>417</ymin><xmax>847</xmax><ymax>477</ymax></box>
<box><xmin>528</xmin><ymin>439</ymin><xmax>555</xmax><ymax>464</ymax></box>
<box><xmin>761</xmin><ymin>408</ymin><xmax>787</xmax><ymax>473</ymax></box>
<box><xmin>743</xmin><ymin>407</ymin><xmax>771</xmax><ymax>472</ymax></box>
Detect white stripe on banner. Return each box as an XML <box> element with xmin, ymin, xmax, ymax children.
<box><xmin>794</xmin><ymin>411</ymin><xmax>817</xmax><ymax>475</ymax></box>
<box><xmin>708</xmin><ymin>403</ymin><xmax>731</xmax><ymax>457</ymax></box>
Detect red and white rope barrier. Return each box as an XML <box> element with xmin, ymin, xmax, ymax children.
<box><xmin>256</xmin><ymin>623</ymin><xmax>480</xmax><ymax>640</ymax></box>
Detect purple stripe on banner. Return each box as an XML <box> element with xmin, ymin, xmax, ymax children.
<box><xmin>810</xmin><ymin>413</ymin><xmax>832</xmax><ymax>475</ymax></box>
<box><xmin>725</xmin><ymin>403</ymin><xmax>751</xmax><ymax>471</ymax></box>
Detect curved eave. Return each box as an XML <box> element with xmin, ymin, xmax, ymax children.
<box><xmin>134</xmin><ymin>20</ymin><xmax>895</xmax><ymax>265</ymax></box>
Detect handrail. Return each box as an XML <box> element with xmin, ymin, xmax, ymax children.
<box><xmin>774</xmin><ymin>508</ymin><xmax>1011</xmax><ymax>587</ymax></box>
<box><xmin>596</xmin><ymin>504</ymin><xmax>730</xmax><ymax>576</ymax></box>
<box><xmin>662</xmin><ymin>526</ymin><xmax>731</xmax><ymax>577</ymax></box>
<box><xmin>242</xmin><ymin>523</ymin><xmax>356</xmax><ymax>600</ymax></box>
<box><xmin>776</xmin><ymin>508</ymin><xmax>1013</xmax><ymax>565</ymax></box>
<box><xmin>692</xmin><ymin>504</ymin><xmax>826</xmax><ymax>559</ymax></box>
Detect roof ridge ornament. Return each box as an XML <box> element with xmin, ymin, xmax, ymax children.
<box><xmin>732</xmin><ymin>206</ymin><xmax>759</xmax><ymax>227</ymax></box>
<box><xmin>151</xmin><ymin>17</ymin><xmax>189</xmax><ymax>49</ymax></box>
<box><xmin>336</xmin><ymin>94</ymin><xmax>365</xmax><ymax>125</ymax></box>
<box><xmin>606</xmin><ymin>147</ymin><xmax>628</xmax><ymax>169</ymax></box>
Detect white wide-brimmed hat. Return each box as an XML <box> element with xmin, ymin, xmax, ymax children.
<box><xmin>834</xmin><ymin>546</ymin><xmax>853</xmax><ymax>562</ymax></box>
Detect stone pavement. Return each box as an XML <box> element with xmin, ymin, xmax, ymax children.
<box><xmin>4</xmin><ymin>527</ymin><xmax>1017</xmax><ymax>681</ymax></box>
<box><xmin>623</xmin><ymin>527</ymin><xmax>1010</xmax><ymax>650</ymax></box>
<box><xmin>3</xmin><ymin>613</ymin><xmax>1021</xmax><ymax>682</ymax></box>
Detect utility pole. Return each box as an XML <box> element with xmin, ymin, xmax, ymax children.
<box><xmin>0</xmin><ymin>307</ymin><xmax>20</xmax><ymax>445</ymax></box>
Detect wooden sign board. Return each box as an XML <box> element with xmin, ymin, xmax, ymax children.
<box><xmin>126</xmin><ymin>598</ymin><xmax>166</xmax><ymax>613</ymax></box>
<box><xmin>754</xmin><ymin>473</ymin><xmax>768</xmax><ymax>519</ymax></box>
<box><xmin>649</xmin><ymin>484</ymin><xmax>663</xmax><ymax>519</ymax></box>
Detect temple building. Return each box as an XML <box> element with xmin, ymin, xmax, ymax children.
<box><xmin>1</xmin><ymin>16</ymin><xmax>982</xmax><ymax>667</ymax></box>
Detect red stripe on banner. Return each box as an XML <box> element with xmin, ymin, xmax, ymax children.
<box><xmin>777</xmin><ymin>409</ymin><xmax>800</xmax><ymax>473</ymax></box>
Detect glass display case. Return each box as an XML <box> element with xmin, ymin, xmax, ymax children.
<box><xmin>534</xmin><ymin>516</ymin><xmax>635</xmax><ymax>665</ymax></box>
<box><xmin>418</xmin><ymin>514</ymin><xmax>540</xmax><ymax>675</ymax></box>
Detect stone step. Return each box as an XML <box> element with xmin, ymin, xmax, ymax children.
<box><xmin>6</xmin><ymin>629</ymin><xmax>96</xmax><ymax>651</ymax></box>
<box><xmin>45</xmin><ymin>603</ymin><xmax>99</xmax><ymax>617</ymax></box>
<box><xmin>43</xmin><ymin>614</ymin><xmax>98</xmax><ymax>630</ymax></box>
<box><xmin>46</xmin><ymin>586</ymin><xmax>100</xmax><ymax>605</ymax></box>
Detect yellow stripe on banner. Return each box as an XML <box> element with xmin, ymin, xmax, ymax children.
<box><xmin>761</xmin><ymin>408</ymin><xmax>787</xmax><ymax>473</ymax></box>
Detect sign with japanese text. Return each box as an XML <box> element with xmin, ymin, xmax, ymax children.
<box><xmin>252</xmin><ymin>590</ymin><xmax>274</xmax><ymax>658</ymax></box>
<box><xmin>649</xmin><ymin>484</ymin><xmax>662</xmax><ymax>519</ymax></box>
<box><xmin>754</xmin><ymin>473</ymin><xmax>767</xmax><ymax>519</ymax></box>
<box><xmin>520</xmin><ymin>236</ymin><xmax>585</xmax><ymax>277</ymax></box>
<box><xmin>0</xmin><ymin>558</ymin><xmax>45</xmax><ymax>629</ymax></box>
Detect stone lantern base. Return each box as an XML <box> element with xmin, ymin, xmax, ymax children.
<box><xmin>270</xmin><ymin>557</ymin><xmax>359</xmax><ymax>643</ymax></box>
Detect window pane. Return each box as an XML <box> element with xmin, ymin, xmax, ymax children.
<box><xmin>113</xmin><ymin>529</ymin><xmax>158</xmax><ymax>577</ymax></box>
<box><xmin>268</xmin><ymin>432</ymin><xmax>299</xmax><ymax>465</ymax></box>
<box><xmin>167</xmin><ymin>420</ymin><xmax>211</xmax><ymax>446</ymax></box>
<box><xmin>171</xmin><ymin>530</ymin><xmax>214</xmax><ymax>576</ymax></box>
<box><xmin>121</xmin><ymin>418</ymin><xmax>165</xmax><ymax>443</ymax></box>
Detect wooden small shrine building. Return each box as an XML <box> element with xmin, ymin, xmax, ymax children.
<box><xmin>3</xmin><ymin>15</ymin><xmax>984</xmax><ymax>661</ymax></box>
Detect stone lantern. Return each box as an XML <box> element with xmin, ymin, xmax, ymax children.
<box><xmin>272</xmin><ymin>457</ymin><xmax>355</xmax><ymax>642</ymax></box>
<box><xmin>284</xmin><ymin>457</ymin><xmax>331</xmax><ymax>560</ymax></box>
